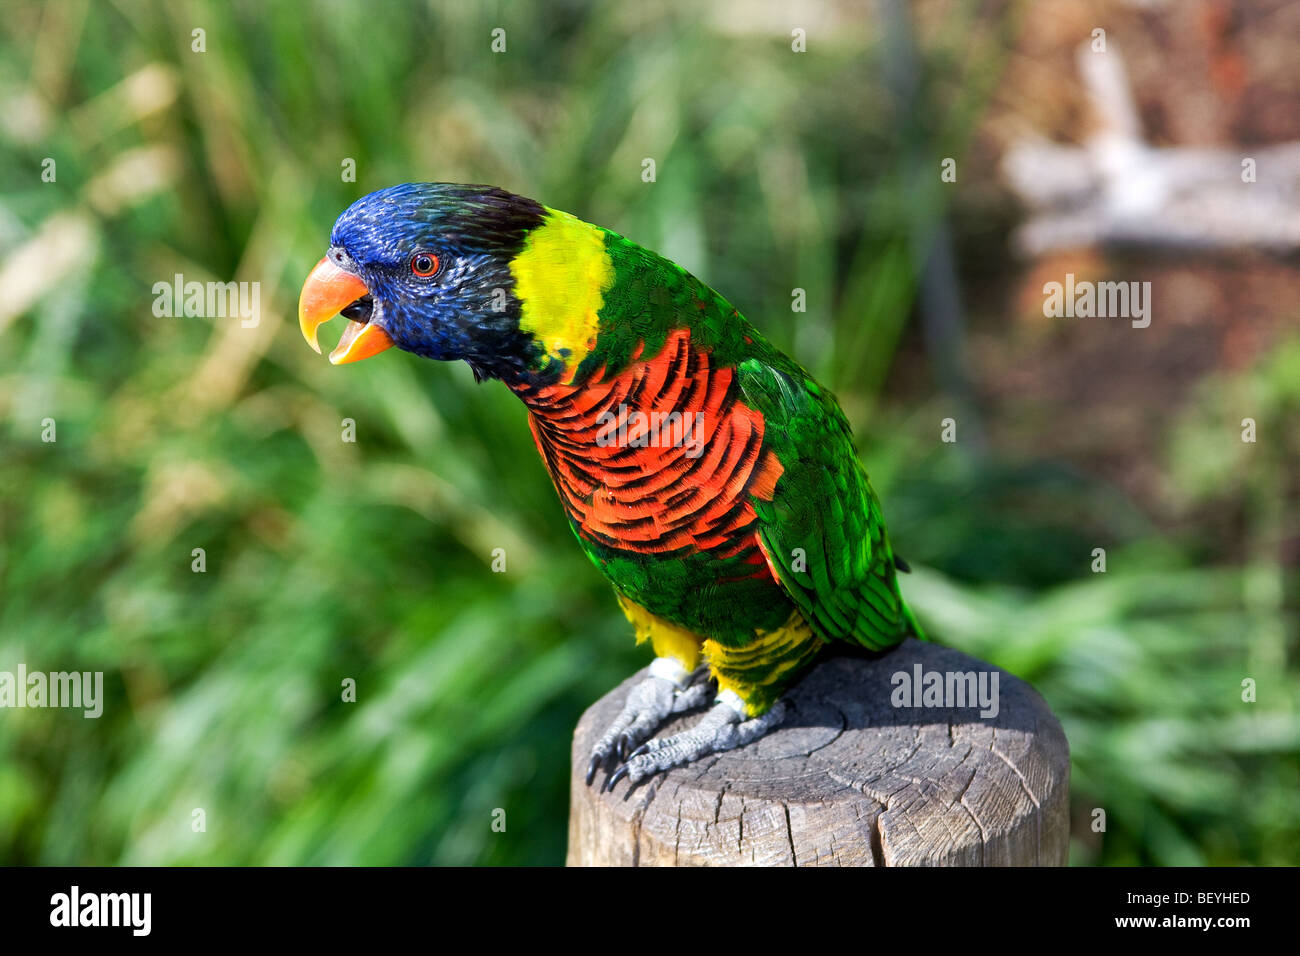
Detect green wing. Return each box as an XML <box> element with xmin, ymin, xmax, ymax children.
<box><xmin>737</xmin><ymin>358</ymin><xmax>921</xmax><ymax>651</ymax></box>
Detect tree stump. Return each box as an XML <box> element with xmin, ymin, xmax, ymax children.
<box><xmin>568</xmin><ymin>639</ymin><xmax>1069</xmax><ymax>866</ymax></box>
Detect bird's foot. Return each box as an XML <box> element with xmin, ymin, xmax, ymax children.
<box><xmin>605</xmin><ymin>691</ymin><xmax>787</xmax><ymax>792</ymax></box>
<box><xmin>585</xmin><ymin>658</ymin><xmax>713</xmax><ymax>786</ymax></box>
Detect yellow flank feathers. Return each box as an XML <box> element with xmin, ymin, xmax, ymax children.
<box><xmin>703</xmin><ymin>612</ymin><xmax>825</xmax><ymax>716</ymax></box>
<box><xmin>618</xmin><ymin>596</ymin><xmax>825</xmax><ymax>717</ymax></box>
<box><xmin>509</xmin><ymin>208</ymin><xmax>614</xmax><ymax>383</ymax></box>
<box><xmin>617</xmin><ymin>596</ymin><xmax>703</xmax><ymax>671</ymax></box>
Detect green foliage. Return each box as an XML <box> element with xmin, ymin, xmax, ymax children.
<box><xmin>0</xmin><ymin>0</ymin><xmax>1294</xmax><ymax>865</ymax></box>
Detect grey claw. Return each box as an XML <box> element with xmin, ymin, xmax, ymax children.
<box><xmin>587</xmin><ymin>663</ymin><xmax>720</xmax><ymax>792</ymax></box>
<box><xmin>599</xmin><ymin>699</ymin><xmax>789</xmax><ymax>785</ymax></box>
<box><xmin>606</xmin><ymin>765</ymin><xmax>629</xmax><ymax>792</ymax></box>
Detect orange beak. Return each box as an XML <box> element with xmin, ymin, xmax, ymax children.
<box><xmin>298</xmin><ymin>257</ymin><xmax>395</xmax><ymax>364</ymax></box>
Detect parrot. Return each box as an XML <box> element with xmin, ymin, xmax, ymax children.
<box><xmin>298</xmin><ymin>183</ymin><xmax>923</xmax><ymax>791</ymax></box>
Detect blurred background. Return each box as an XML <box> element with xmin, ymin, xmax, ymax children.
<box><xmin>0</xmin><ymin>0</ymin><xmax>1296</xmax><ymax>866</ymax></box>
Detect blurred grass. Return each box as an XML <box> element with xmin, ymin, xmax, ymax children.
<box><xmin>0</xmin><ymin>0</ymin><xmax>1295</xmax><ymax>865</ymax></box>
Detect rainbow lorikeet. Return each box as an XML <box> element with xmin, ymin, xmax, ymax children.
<box><xmin>299</xmin><ymin>183</ymin><xmax>923</xmax><ymax>790</ymax></box>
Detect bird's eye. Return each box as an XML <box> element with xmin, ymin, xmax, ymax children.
<box><xmin>410</xmin><ymin>252</ymin><xmax>440</xmax><ymax>277</ymax></box>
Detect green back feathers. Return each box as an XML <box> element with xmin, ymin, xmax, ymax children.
<box><xmin>738</xmin><ymin>360</ymin><xmax>918</xmax><ymax>651</ymax></box>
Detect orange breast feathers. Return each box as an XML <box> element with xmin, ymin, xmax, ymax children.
<box><xmin>519</xmin><ymin>328</ymin><xmax>783</xmax><ymax>558</ymax></box>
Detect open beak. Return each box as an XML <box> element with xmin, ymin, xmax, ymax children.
<box><xmin>298</xmin><ymin>257</ymin><xmax>394</xmax><ymax>364</ymax></box>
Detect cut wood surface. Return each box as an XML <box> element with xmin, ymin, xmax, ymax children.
<box><xmin>568</xmin><ymin>639</ymin><xmax>1069</xmax><ymax>866</ymax></box>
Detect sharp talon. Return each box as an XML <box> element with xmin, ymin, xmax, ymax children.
<box><xmin>629</xmin><ymin>743</ymin><xmax>650</xmax><ymax>759</ymax></box>
<box><xmin>617</xmin><ymin>734</ymin><xmax>631</xmax><ymax>761</ymax></box>
<box><xmin>606</xmin><ymin>765</ymin><xmax>629</xmax><ymax>792</ymax></box>
<box><xmin>585</xmin><ymin>754</ymin><xmax>602</xmax><ymax>786</ymax></box>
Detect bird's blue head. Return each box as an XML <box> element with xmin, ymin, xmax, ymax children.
<box><xmin>299</xmin><ymin>183</ymin><xmax>547</xmax><ymax>380</ymax></box>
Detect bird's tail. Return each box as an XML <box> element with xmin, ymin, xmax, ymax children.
<box><xmin>902</xmin><ymin>598</ymin><xmax>928</xmax><ymax>642</ymax></box>
<box><xmin>893</xmin><ymin>552</ymin><xmax>928</xmax><ymax>641</ymax></box>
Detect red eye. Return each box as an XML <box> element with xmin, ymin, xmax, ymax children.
<box><xmin>410</xmin><ymin>252</ymin><xmax>439</xmax><ymax>277</ymax></box>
